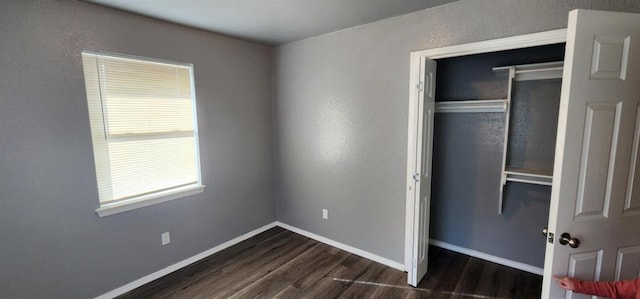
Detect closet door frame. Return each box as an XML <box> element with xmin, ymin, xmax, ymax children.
<box><xmin>404</xmin><ymin>28</ymin><xmax>567</xmax><ymax>278</ymax></box>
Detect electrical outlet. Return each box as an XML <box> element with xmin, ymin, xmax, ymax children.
<box><xmin>322</xmin><ymin>209</ymin><xmax>328</xmax><ymax>220</ymax></box>
<box><xmin>161</xmin><ymin>232</ymin><xmax>170</xmax><ymax>245</ymax></box>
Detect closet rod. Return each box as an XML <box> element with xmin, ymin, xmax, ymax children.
<box><xmin>435</xmin><ymin>99</ymin><xmax>508</xmax><ymax>113</ymax></box>
<box><xmin>493</xmin><ymin>61</ymin><xmax>564</xmax><ymax>81</ymax></box>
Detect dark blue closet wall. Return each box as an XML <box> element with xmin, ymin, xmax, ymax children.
<box><xmin>431</xmin><ymin>44</ymin><xmax>565</xmax><ymax>268</ymax></box>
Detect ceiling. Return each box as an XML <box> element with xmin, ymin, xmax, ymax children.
<box><xmin>86</xmin><ymin>0</ymin><xmax>459</xmax><ymax>46</ymax></box>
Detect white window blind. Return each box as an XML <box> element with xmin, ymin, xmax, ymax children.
<box><xmin>82</xmin><ymin>51</ymin><xmax>202</xmax><ymax>212</ymax></box>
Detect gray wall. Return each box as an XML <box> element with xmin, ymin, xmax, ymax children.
<box><xmin>0</xmin><ymin>1</ymin><xmax>274</xmax><ymax>298</ymax></box>
<box><xmin>274</xmin><ymin>0</ymin><xmax>640</xmax><ymax>266</ymax></box>
<box><xmin>4</xmin><ymin>1</ymin><xmax>640</xmax><ymax>297</ymax></box>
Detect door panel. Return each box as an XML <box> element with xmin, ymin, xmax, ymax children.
<box><xmin>542</xmin><ymin>9</ymin><xmax>640</xmax><ymax>299</ymax></box>
<box><xmin>417</xmin><ymin>80</ymin><xmax>433</xmax><ymax>270</ymax></box>
<box><xmin>567</xmin><ymin>250</ymin><xmax>603</xmax><ymax>299</ymax></box>
<box><xmin>575</xmin><ymin>102</ymin><xmax>619</xmax><ymax>220</ymax></box>
<box><xmin>408</xmin><ymin>57</ymin><xmax>435</xmax><ymax>287</ymax></box>
<box><xmin>567</xmin><ymin>250</ymin><xmax>603</xmax><ymax>281</ymax></box>
<box><xmin>615</xmin><ymin>245</ymin><xmax>640</xmax><ymax>280</ymax></box>
<box><xmin>590</xmin><ymin>35</ymin><xmax>630</xmax><ymax>80</ymax></box>
<box><xmin>624</xmin><ymin>105</ymin><xmax>640</xmax><ymax>216</ymax></box>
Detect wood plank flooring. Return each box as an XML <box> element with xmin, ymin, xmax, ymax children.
<box><xmin>118</xmin><ymin>227</ymin><xmax>542</xmax><ymax>298</ymax></box>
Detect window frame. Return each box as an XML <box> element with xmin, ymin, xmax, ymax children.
<box><xmin>82</xmin><ymin>50</ymin><xmax>205</xmax><ymax>217</ymax></box>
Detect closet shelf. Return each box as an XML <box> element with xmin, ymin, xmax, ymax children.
<box><xmin>435</xmin><ymin>99</ymin><xmax>508</xmax><ymax>113</ymax></box>
<box><xmin>493</xmin><ymin>61</ymin><xmax>563</xmax><ymax>81</ymax></box>
<box><xmin>503</xmin><ymin>167</ymin><xmax>553</xmax><ymax>186</ymax></box>
<box><xmin>497</xmin><ymin>61</ymin><xmax>562</xmax><ymax>214</ymax></box>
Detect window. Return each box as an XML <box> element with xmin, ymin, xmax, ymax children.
<box><xmin>82</xmin><ymin>51</ymin><xmax>204</xmax><ymax>217</ymax></box>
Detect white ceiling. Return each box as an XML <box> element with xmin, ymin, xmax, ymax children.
<box><xmin>86</xmin><ymin>0</ymin><xmax>459</xmax><ymax>45</ymax></box>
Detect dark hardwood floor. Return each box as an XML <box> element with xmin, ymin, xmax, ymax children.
<box><xmin>118</xmin><ymin>227</ymin><xmax>542</xmax><ymax>298</ymax></box>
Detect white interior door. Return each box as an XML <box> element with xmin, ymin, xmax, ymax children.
<box><xmin>542</xmin><ymin>9</ymin><xmax>640</xmax><ymax>299</ymax></box>
<box><xmin>408</xmin><ymin>57</ymin><xmax>436</xmax><ymax>287</ymax></box>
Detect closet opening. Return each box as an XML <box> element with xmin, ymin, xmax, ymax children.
<box><xmin>404</xmin><ymin>30</ymin><xmax>569</xmax><ymax>286</ymax></box>
<box><xmin>430</xmin><ymin>43</ymin><xmax>565</xmax><ymax>279</ymax></box>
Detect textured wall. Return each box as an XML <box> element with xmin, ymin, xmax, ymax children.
<box><xmin>274</xmin><ymin>0</ymin><xmax>640</xmax><ymax>266</ymax></box>
<box><xmin>0</xmin><ymin>1</ymin><xmax>274</xmax><ymax>298</ymax></box>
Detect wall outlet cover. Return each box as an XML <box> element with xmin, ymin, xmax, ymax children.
<box><xmin>161</xmin><ymin>232</ymin><xmax>170</xmax><ymax>245</ymax></box>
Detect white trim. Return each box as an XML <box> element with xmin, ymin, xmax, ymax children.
<box><xmin>276</xmin><ymin>222</ymin><xmax>405</xmax><ymax>271</ymax></box>
<box><xmin>96</xmin><ymin>185</ymin><xmax>206</xmax><ymax>217</ymax></box>
<box><xmin>414</xmin><ymin>29</ymin><xmax>568</xmax><ymax>59</ymax></box>
<box><xmin>405</xmin><ymin>28</ymin><xmax>568</xmax><ymax>277</ymax></box>
<box><xmin>96</xmin><ymin>222</ymin><xmax>278</xmax><ymax>299</ymax></box>
<box><xmin>82</xmin><ymin>49</ymin><xmax>193</xmax><ymax>68</ymax></box>
<box><xmin>429</xmin><ymin>239</ymin><xmax>544</xmax><ymax>276</ymax></box>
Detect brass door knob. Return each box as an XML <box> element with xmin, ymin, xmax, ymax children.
<box><xmin>559</xmin><ymin>233</ymin><xmax>581</xmax><ymax>248</ymax></box>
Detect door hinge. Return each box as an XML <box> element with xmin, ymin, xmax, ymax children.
<box><xmin>417</xmin><ymin>81</ymin><xmax>424</xmax><ymax>91</ymax></box>
<box><xmin>413</xmin><ymin>173</ymin><xmax>420</xmax><ymax>182</ymax></box>
<box><xmin>547</xmin><ymin>232</ymin><xmax>554</xmax><ymax>244</ymax></box>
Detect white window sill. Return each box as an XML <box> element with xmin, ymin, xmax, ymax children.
<box><xmin>95</xmin><ymin>184</ymin><xmax>206</xmax><ymax>217</ymax></box>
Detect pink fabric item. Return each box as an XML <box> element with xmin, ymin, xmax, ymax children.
<box><xmin>573</xmin><ymin>278</ymin><xmax>640</xmax><ymax>299</ymax></box>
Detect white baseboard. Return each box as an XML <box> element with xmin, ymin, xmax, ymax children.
<box><xmin>96</xmin><ymin>222</ymin><xmax>278</xmax><ymax>299</ymax></box>
<box><xmin>97</xmin><ymin>221</ymin><xmax>407</xmax><ymax>298</ymax></box>
<box><xmin>276</xmin><ymin>221</ymin><xmax>405</xmax><ymax>271</ymax></box>
<box><xmin>429</xmin><ymin>239</ymin><xmax>544</xmax><ymax>276</ymax></box>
